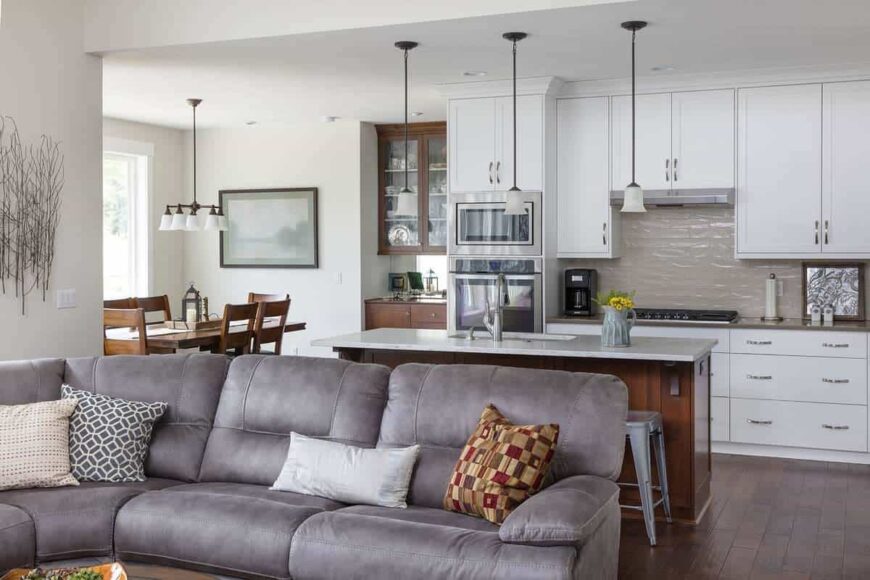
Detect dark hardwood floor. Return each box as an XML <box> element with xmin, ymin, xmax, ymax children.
<box><xmin>619</xmin><ymin>454</ymin><xmax>870</xmax><ymax>579</ymax></box>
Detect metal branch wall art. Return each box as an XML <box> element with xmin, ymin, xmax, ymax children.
<box><xmin>0</xmin><ymin>117</ymin><xmax>64</xmax><ymax>315</ymax></box>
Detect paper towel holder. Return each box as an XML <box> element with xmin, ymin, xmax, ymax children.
<box><xmin>762</xmin><ymin>272</ymin><xmax>784</xmax><ymax>322</ymax></box>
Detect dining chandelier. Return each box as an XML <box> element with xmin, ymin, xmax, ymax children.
<box><xmin>159</xmin><ymin>98</ymin><xmax>228</xmax><ymax>231</ymax></box>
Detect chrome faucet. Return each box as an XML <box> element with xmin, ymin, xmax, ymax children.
<box><xmin>483</xmin><ymin>273</ymin><xmax>506</xmax><ymax>342</ymax></box>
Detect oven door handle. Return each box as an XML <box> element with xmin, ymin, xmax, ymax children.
<box><xmin>451</xmin><ymin>274</ymin><xmax>540</xmax><ymax>281</ymax></box>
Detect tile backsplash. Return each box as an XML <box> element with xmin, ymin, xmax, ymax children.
<box><xmin>559</xmin><ymin>208</ymin><xmax>869</xmax><ymax>319</ymax></box>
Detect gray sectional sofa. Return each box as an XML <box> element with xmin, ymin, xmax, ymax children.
<box><xmin>0</xmin><ymin>354</ymin><xmax>628</xmax><ymax>580</ymax></box>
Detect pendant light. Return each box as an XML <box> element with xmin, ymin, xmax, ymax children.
<box><xmin>394</xmin><ymin>41</ymin><xmax>419</xmax><ymax>218</ymax></box>
<box><xmin>620</xmin><ymin>21</ymin><xmax>648</xmax><ymax>213</ymax></box>
<box><xmin>158</xmin><ymin>99</ymin><xmax>229</xmax><ymax>232</ymax></box>
<box><xmin>502</xmin><ymin>32</ymin><xmax>528</xmax><ymax>216</ymax></box>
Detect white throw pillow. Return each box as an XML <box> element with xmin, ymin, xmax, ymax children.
<box><xmin>270</xmin><ymin>433</ymin><xmax>420</xmax><ymax>508</ymax></box>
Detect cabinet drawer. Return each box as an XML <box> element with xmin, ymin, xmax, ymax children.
<box><xmin>710</xmin><ymin>352</ymin><xmax>730</xmax><ymax>397</ymax></box>
<box><xmin>730</xmin><ymin>354</ymin><xmax>866</xmax><ymax>404</ymax></box>
<box><xmin>731</xmin><ymin>398</ymin><xmax>867</xmax><ymax>452</ymax></box>
<box><xmin>365</xmin><ymin>303</ymin><xmax>411</xmax><ymax>330</ymax></box>
<box><xmin>711</xmin><ymin>397</ymin><xmax>730</xmax><ymax>442</ymax></box>
<box><xmin>731</xmin><ymin>329</ymin><xmax>866</xmax><ymax>358</ymax></box>
<box><xmin>411</xmin><ymin>304</ymin><xmax>447</xmax><ymax>328</ymax></box>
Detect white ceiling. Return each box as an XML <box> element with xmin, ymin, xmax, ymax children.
<box><xmin>102</xmin><ymin>0</ymin><xmax>870</xmax><ymax>129</ymax></box>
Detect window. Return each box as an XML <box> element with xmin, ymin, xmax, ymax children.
<box><xmin>103</xmin><ymin>140</ymin><xmax>151</xmax><ymax>299</ymax></box>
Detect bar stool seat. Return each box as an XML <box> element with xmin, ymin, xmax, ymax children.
<box><xmin>619</xmin><ymin>410</ymin><xmax>672</xmax><ymax>546</ymax></box>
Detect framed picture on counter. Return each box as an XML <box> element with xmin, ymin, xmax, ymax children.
<box><xmin>801</xmin><ymin>262</ymin><xmax>865</xmax><ymax>321</ymax></box>
<box><xmin>219</xmin><ymin>188</ymin><xmax>318</xmax><ymax>268</ymax></box>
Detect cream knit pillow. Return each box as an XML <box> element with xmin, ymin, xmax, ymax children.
<box><xmin>0</xmin><ymin>399</ymin><xmax>80</xmax><ymax>491</ymax></box>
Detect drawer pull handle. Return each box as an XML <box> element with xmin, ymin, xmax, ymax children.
<box><xmin>746</xmin><ymin>419</ymin><xmax>773</xmax><ymax>425</ymax></box>
<box><xmin>822</xmin><ymin>378</ymin><xmax>850</xmax><ymax>384</ymax></box>
<box><xmin>746</xmin><ymin>340</ymin><xmax>772</xmax><ymax>346</ymax></box>
<box><xmin>746</xmin><ymin>374</ymin><xmax>773</xmax><ymax>381</ymax></box>
<box><xmin>822</xmin><ymin>424</ymin><xmax>850</xmax><ymax>430</ymax></box>
<box><xmin>431</xmin><ymin>312</ymin><xmax>437</xmax><ymax>318</ymax></box>
<box><xmin>822</xmin><ymin>343</ymin><xmax>850</xmax><ymax>348</ymax></box>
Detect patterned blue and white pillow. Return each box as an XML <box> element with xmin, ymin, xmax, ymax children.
<box><xmin>61</xmin><ymin>385</ymin><xmax>167</xmax><ymax>482</ymax></box>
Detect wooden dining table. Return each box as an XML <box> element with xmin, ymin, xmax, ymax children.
<box><xmin>107</xmin><ymin>320</ymin><xmax>306</xmax><ymax>353</ymax></box>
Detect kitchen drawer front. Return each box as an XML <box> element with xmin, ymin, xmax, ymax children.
<box><xmin>730</xmin><ymin>354</ymin><xmax>867</xmax><ymax>405</ymax></box>
<box><xmin>731</xmin><ymin>398</ymin><xmax>867</xmax><ymax>452</ymax></box>
<box><xmin>730</xmin><ymin>329</ymin><xmax>867</xmax><ymax>358</ymax></box>
<box><xmin>411</xmin><ymin>304</ymin><xmax>447</xmax><ymax>328</ymax></box>
<box><xmin>710</xmin><ymin>352</ymin><xmax>730</xmax><ymax>397</ymax></box>
<box><xmin>711</xmin><ymin>397</ymin><xmax>730</xmax><ymax>442</ymax></box>
<box><xmin>546</xmin><ymin>323</ymin><xmax>729</xmax><ymax>352</ymax></box>
<box><xmin>365</xmin><ymin>303</ymin><xmax>411</xmax><ymax>330</ymax></box>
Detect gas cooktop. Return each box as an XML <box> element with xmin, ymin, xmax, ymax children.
<box><xmin>633</xmin><ymin>308</ymin><xmax>739</xmax><ymax>324</ymax></box>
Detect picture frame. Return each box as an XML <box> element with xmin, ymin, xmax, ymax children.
<box><xmin>219</xmin><ymin>188</ymin><xmax>318</xmax><ymax>268</ymax></box>
<box><xmin>801</xmin><ymin>262</ymin><xmax>865</xmax><ymax>321</ymax></box>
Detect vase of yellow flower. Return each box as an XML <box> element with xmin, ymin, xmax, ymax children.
<box><xmin>595</xmin><ymin>290</ymin><xmax>637</xmax><ymax>347</ymax></box>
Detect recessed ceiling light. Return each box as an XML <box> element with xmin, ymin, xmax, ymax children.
<box><xmin>650</xmin><ymin>65</ymin><xmax>675</xmax><ymax>72</ymax></box>
<box><xmin>463</xmin><ymin>71</ymin><xmax>487</xmax><ymax>77</ymax></box>
<box><xmin>411</xmin><ymin>112</ymin><xmax>424</xmax><ymax>117</ymax></box>
<box><xmin>245</xmin><ymin>121</ymin><xmax>257</xmax><ymax>126</ymax></box>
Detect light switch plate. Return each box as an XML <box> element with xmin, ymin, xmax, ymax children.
<box><xmin>56</xmin><ymin>288</ymin><xmax>77</xmax><ymax>309</ymax></box>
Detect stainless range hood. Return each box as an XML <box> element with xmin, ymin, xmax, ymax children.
<box><xmin>609</xmin><ymin>188</ymin><xmax>734</xmax><ymax>208</ymax></box>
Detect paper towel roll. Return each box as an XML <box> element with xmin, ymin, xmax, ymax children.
<box><xmin>763</xmin><ymin>273</ymin><xmax>781</xmax><ymax>321</ymax></box>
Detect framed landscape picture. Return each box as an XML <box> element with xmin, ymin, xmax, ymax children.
<box><xmin>219</xmin><ymin>188</ymin><xmax>318</xmax><ymax>268</ymax></box>
<box><xmin>801</xmin><ymin>262</ymin><xmax>865</xmax><ymax>321</ymax></box>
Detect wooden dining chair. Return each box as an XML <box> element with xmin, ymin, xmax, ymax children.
<box><xmin>103</xmin><ymin>308</ymin><xmax>149</xmax><ymax>356</ymax></box>
<box><xmin>134</xmin><ymin>294</ymin><xmax>172</xmax><ymax>322</ymax></box>
<box><xmin>104</xmin><ymin>297</ymin><xmax>135</xmax><ymax>309</ymax></box>
<box><xmin>252</xmin><ymin>299</ymin><xmax>291</xmax><ymax>355</ymax></box>
<box><xmin>215</xmin><ymin>303</ymin><xmax>260</xmax><ymax>356</ymax></box>
<box><xmin>247</xmin><ymin>292</ymin><xmax>290</xmax><ymax>304</ymax></box>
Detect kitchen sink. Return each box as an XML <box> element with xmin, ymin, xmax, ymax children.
<box><xmin>449</xmin><ymin>333</ymin><xmax>577</xmax><ymax>342</ymax></box>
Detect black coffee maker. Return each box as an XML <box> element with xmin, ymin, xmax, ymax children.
<box><xmin>564</xmin><ymin>269</ymin><xmax>597</xmax><ymax>316</ymax></box>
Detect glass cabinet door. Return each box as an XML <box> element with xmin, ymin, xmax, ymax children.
<box><xmin>383</xmin><ymin>138</ymin><xmax>419</xmax><ymax>248</ymax></box>
<box><xmin>427</xmin><ymin>135</ymin><xmax>448</xmax><ymax>248</ymax></box>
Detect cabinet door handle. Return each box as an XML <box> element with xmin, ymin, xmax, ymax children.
<box><xmin>815</xmin><ymin>220</ymin><xmax>820</xmax><ymax>245</ymax></box>
<box><xmin>673</xmin><ymin>158</ymin><xmax>678</xmax><ymax>182</ymax></box>
<box><xmin>822</xmin><ymin>424</ymin><xmax>850</xmax><ymax>430</ymax></box>
<box><xmin>824</xmin><ymin>220</ymin><xmax>829</xmax><ymax>245</ymax></box>
<box><xmin>496</xmin><ymin>161</ymin><xmax>501</xmax><ymax>184</ymax></box>
<box><xmin>602</xmin><ymin>222</ymin><xmax>607</xmax><ymax>246</ymax></box>
<box><xmin>822</xmin><ymin>378</ymin><xmax>850</xmax><ymax>384</ymax></box>
<box><xmin>665</xmin><ymin>158</ymin><xmax>670</xmax><ymax>182</ymax></box>
<box><xmin>746</xmin><ymin>339</ymin><xmax>772</xmax><ymax>346</ymax></box>
<box><xmin>747</xmin><ymin>418</ymin><xmax>773</xmax><ymax>425</ymax></box>
<box><xmin>488</xmin><ymin>162</ymin><xmax>494</xmax><ymax>184</ymax></box>
<box><xmin>746</xmin><ymin>374</ymin><xmax>773</xmax><ymax>381</ymax></box>
<box><xmin>822</xmin><ymin>342</ymin><xmax>850</xmax><ymax>349</ymax></box>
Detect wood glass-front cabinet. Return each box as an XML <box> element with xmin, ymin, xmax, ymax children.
<box><xmin>377</xmin><ymin>122</ymin><xmax>447</xmax><ymax>255</ymax></box>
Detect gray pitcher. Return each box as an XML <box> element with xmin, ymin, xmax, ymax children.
<box><xmin>601</xmin><ymin>306</ymin><xmax>636</xmax><ymax>347</ymax></box>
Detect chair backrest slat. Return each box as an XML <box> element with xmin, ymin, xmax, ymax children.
<box><xmin>134</xmin><ymin>295</ymin><xmax>172</xmax><ymax>322</ymax></box>
<box><xmin>247</xmin><ymin>292</ymin><xmax>289</xmax><ymax>304</ymax></box>
<box><xmin>252</xmin><ymin>298</ymin><xmax>291</xmax><ymax>355</ymax></box>
<box><xmin>104</xmin><ymin>297</ymin><xmax>135</xmax><ymax>309</ymax></box>
<box><xmin>103</xmin><ymin>308</ymin><xmax>148</xmax><ymax>356</ymax></box>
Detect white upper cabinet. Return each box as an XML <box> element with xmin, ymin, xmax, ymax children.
<box><xmin>672</xmin><ymin>90</ymin><xmax>735</xmax><ymax>189</ymax></box>
<box><xmin>557</xmin><ymin>97</ymin><xmax>620</xmax><ymax>257</ymax></box>
<box><xmin>736</xmin><ymin>84</ymin><xmax>822</xmax><ymax>257</ymax></box>
<box><xmin>611</xmin><ymin>92</ymin><xmax>672</xmax><ymax>191</ymax></box>
<box><xmin>449</xmin><ymin>94</ymin><xmax>543</xmax><ymax>194</ymax></box>
<box><xmin>449</xmin><ymin>98</ymin><xmax>498</xmax><ymax>193</ymax></box>
<box><xmin>822</xmin><ymin>81</ymin><xmax>870</xmax><ymax>254</ymax></box>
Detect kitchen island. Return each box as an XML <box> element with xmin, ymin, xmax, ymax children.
<box><xmin>313</xmin><ymin>328</ymin><xmax>717</xmax><ymax>524</ymax></box>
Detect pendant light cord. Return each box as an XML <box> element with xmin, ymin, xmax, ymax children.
<box><xmin>512</xmin><ymin>39</ymin><xmax>518</xmax><ymax>190</ymax></box>
<box><xmin>631</xmin><ymin>29</ymin><xmax>636</xmax><ymax>185</ymax></box>
<box><xmin>192</xmin><ymin>103</ymin><xmax>197</xmax><ymax>206</ymax></box>
<box><xmin>404</xmin><ymin>47</ymin><xmax>409</xmax><ymax>192</ymax></box>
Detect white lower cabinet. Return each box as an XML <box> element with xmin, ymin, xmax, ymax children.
<box><xmin>731</xmin><ymin>398</ymin><xmax>867</xmax><ymax>452</ymax></box>
<box><xmin>710</xmin><ymin>352</ymin><xmax>730</xmax><ymax>397</ymax></box>
<box><xmin>711</xmin><ymin>397</ymin><xmax>730</xmax><ymax>442</ymax></box>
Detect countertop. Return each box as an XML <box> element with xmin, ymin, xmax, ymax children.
<box><xmin>312</xmin><ymin>328</ymin><xmax>717</xmax><ymax>362</ymax></box>
<box><xmin>365</xmin><ymin>297</ymin><xmax>447</xmax><ymax>305</ymax></box>
<box><xmin>547</xmin><ymin>315</ymin><xmax>870</xmax><ymax>333</ymax></box>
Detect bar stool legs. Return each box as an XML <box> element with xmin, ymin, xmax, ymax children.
<box><xmin>621</xmin><ymin>411</ymin><xmax>672</xmax><ymax>546</ymax></box>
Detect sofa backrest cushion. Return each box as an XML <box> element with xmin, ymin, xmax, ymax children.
<box><xmin>0</xmin><ymin>359</ymin><xmax>65</xmax><ymax>404</ymax></box>
<box><xmin>198</xmin><ymin>355</ymin><xmax>391</xmax><ymax>485</ymax></box>
<box><xmin>63</xmin><ymin>354</ymin><xmax>229</xmax><ymax>482</ymax></box>
<box><xmin>378</xmin><ymin>364</ymin><xmax>628</xmax><ymax>508</ymax></box>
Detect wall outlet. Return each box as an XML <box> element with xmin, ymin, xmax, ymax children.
<box><xmin>56</xmin><ymin>288</ymin><xmax>77</xmax><ymax>309</ymax></box>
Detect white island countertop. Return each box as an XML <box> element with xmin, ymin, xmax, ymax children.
<box><xmin>312</xmin><ymin>328</ymin><xmax>717</xmax><ymax>363</ymax></box>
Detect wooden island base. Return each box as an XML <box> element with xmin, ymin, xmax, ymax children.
<box><xmin>336</xmin><ymin>347</ymin><xmax>712</xmax><ymax>525</ymax></box>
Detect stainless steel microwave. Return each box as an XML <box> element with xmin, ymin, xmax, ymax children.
<box><xmin>448</xmin><ymin>191</ymin><xmax>542</xmax><ymax>256</ymax></box>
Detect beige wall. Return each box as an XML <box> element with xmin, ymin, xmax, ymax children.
<box><xmin>102</xmin><ymin>118</ymin><xmax>187</xmax><ymax>309</ymax></box>
<box><xmin>559</xmin><ymin>208</ymin><xmax>870</xmax><ymax>319</ymax></box>
<box><xmin>0</xmin><ymin>0</ymin><xmax>103</xmax><ymax>361</ymax></box>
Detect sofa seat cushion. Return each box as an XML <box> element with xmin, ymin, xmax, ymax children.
<box><xmin>115</xmin><ymin>485</ymin><xmax>342</xmax><ymax>579</ymax></box>
<box><xmin>289</xmin><ymin>506</ymin><xmax>577</xmax><ymax>580</ymax></box>
<box><xmin>0</xmin><ymin>478</ymin><xmax>180</xmax><ymax>561</ymax></box>
<box><xmin>0</xmin><ymin>504</ymin><xmax>35</xmax><ymax>571</ymax></box>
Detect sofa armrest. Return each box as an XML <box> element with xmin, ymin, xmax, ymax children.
<box><xmin>499</xmin><ymin>475</ymin><xmax>619</xmax><ymax>547</ymax></box>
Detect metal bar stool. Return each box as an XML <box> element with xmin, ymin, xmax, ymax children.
<box><xmin>619</xmin><ymin>410</ymin><xmax>672</xmax><ymax>546</ymax></box>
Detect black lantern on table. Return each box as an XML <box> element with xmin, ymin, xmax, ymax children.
<box><xmin>424</xmin><ymin>268</ymin><xmax>439</xmax><ymax>294</ymax></box>
<box><xmin>182</xmin><ymin>282</ymin><xmax>202</xmax><ymax>323</ymax></box>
